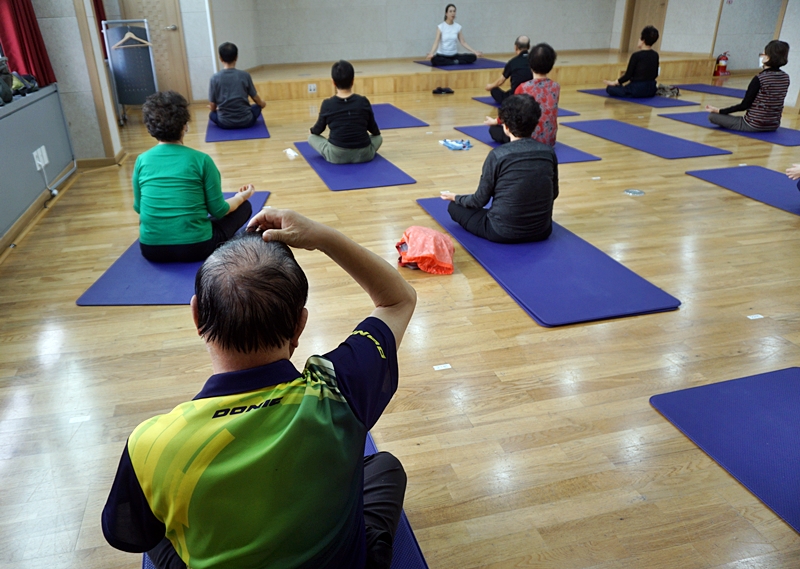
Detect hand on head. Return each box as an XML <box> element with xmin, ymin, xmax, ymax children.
<box><xmin>246</xmin><ymin>208</ymin><xmax>326</xmax><ymax>251</ymax></box>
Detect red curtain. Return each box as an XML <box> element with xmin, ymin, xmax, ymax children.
<box><xmin>0</xmin><ymin>0</ymin><xmax>57</xmax><ymax>86</ymax></box>
<box><xmin>92</xmin><ymin>0</ymin><xmax>107</xmax><ymax>59</ymax></box>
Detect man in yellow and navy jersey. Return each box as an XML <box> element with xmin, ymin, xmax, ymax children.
<box><xmin>101</xmin><ymin>209</ymin><xmax>417</xmax><ymax>569</ymax></box>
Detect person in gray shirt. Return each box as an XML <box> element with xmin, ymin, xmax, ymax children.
<box><xmin>440</xmin><ymin>94</ymin><xmax>558</xmax><ymax>243</ymax></box>
<box><xmin>208</xmin><ymin>42</ymin><xmax>267</xmax><ymax>129</ymax></box>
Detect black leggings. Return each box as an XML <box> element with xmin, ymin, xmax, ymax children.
<box><xmin>139</xmin><ymin>201</ymin><xmax>253</xmax><ymax>263</ymax></box>
<box><xmin>488</xmin><ymin>124</ymin><xmax>510</xmax><ymax>144</ymax></box>
<box><xmin>448</xmin><ymin>201</ymin><xmax>551</xmax><ymax>243</ymax></box>
<box><xmin>431</xmin><ymin>53</ymin><xmax>477</xmax><ymax>66</ymax></box>
<box><xmin>146</xmin><ymin>451</ymin><xmax>407</xmax><ymax>569</ymax></box>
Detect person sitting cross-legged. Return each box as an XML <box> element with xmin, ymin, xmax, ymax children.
<box><xmin>101</xmin><ymin>209</ymin><xmax>417</xmax><ymax>569</ymax></box>
<box><xmin>308</xmin><ymin>60</ymin><xmax>383</xmax><ymax>164</ymax></box>
<box><xmin>485</xmin><ymin>35</ymin><xmax>532</xmax><ymax>105</ymax></box>
<box><xmin>208</xmin><ymin>42</ymin><xmax>267</xmax><ymax>129</ymax></box>
<box><xmin>603</xmin><ymin>25</ymin><xmax>660</xmax><ymax>98</ymax></box>
<box><xmin>441</xmin><ymin>94</ymin><xmax>559</xmax><ymax>243</ymax></box>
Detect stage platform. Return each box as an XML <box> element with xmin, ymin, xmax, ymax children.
<box><xmin>251</xmin><ymin>50</ymin><xmax>715</xmax><ymax>101</ymax></box>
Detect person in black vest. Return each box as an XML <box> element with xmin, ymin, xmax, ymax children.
<box><xmin>604</xmin><ymin>26</ymin><xmax>659</xmax><ymax>98</ymax></box>
<box><xmin>706</xmin><ymin>40</ymin><xmax>790</xmax><ymax>132</ymax></box>
<box><xmin>485</xmin><ymin>36</ymin><xmax>533</xmax><ymax>104</ymax></box>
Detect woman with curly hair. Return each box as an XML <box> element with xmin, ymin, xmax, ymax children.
<box><xmin>134</xmin><ymin>90</ymin><xmax>255</xmax><ymax>262</ymax></box>
<box><xmin>439</xmin><ymin>94</ymin><xmax>558</xmax><ymax>243</ymax></box>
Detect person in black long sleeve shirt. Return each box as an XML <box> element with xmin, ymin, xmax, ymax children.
<box><xmin>604</xmin><ymin>26</ymin><xmax>659</xmax><ymax>98</ymax></box>
<box><xmin>706</xmin><ymin>40</ymin><xmax>790</xmax><ymax>132</ymax></box>
<box><xmin>440</xmin><ymin>94</ymin><xmax>558</xmax><ymax>243</ymax></box>
<box><xmin>308</xmin><ymin>60</ymin><xmax>382</xmax><ymax>164</ymax></box>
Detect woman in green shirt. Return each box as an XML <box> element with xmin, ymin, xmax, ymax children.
<box><xmin>134</xmin><ymin>91</ymin><xmax>254</xmax><ymax>262</ymax></box>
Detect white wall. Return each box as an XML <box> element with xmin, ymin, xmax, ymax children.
<box><xmin>609</xmin><ymin>0</ymin><xmax>627</xmax><ymax>50</ymax></box>
<box><xmin>32</xmin><ymin>0</ymin><xmax>121</xmax><ymax>160</ymax></box>
<box><xmin>249</xmin><ymin>0</ymin><xmax>618</xmax><ymax>66</ymax></box>
<box><xmin>661</xmin><ymin>0</ymin><xmax>720</xmax><ymax>54</ymax></box>
<box><xmin>713</xmin><ymin>0</ymin><xmax>783</xmax><ymax>71</ymax></box>
<box><xmin>779</xmin><ymin>0</ymin><xmax>800</xmax><ymax>106</ymax></box>
<box><xmin>210</xmin><ymin>0</ymin><xmax>258</xmax><ymax>69</ymax></box>
<box><xmin>181</xmin><ymin>0</ymin><xmax>217</xmax><ymax>101</ymax></box>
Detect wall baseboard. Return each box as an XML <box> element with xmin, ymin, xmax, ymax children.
<box><xmin>77</xmin><ymin>149</ymin><xmax>126</xmax><ymax>169</ymax></box>
<box><xmin>0</xmin><ymin>166</ymin><xmax>80</xmax><ymax>266</ymax></box>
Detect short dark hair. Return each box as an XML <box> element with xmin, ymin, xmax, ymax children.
<box><xmin>765</xmin><ymin>40</ymin><xmax>789</xmax><ymax>68</ymax></box>
<box><xmin>219</xmin><ymin>42</ymin><xmax>238</xmax><ymax>63</ymax></box>
<box><xmin>195</xmin><ymin>233</ymin><xmax>309</xmax><ymax>354</ymax></box>
<box><xmin>331</xmin><ymin>60</ymin><xmax>355</xmax><ymax>90</ymax></box>
<box><xmin>641</xmin><ymin>26</ymin><xmax>659</xmax><ymax>47</ymax></box>
<box><xmin>515</xmin><ymin>36</ymin><xmax>530</xmax><ymax>51</ymax></box>
<box><xmin>529</xmin><ymin>42</ymin><xmax>556</xmax><ymax>74</ymax></box>
<box><xmin>499</xmin><ymin>94</ymin><xmax>541</xmax><ymax>139</ymax></box>
<box><xmin>141</xmin><ymin>91</ymin><xmax>190</xmax><ymax>142</ymax></box>
<box><xmin>444</xmin><ymin>3</ymin><xmax>456</xmax><ymax>19</ymax></box>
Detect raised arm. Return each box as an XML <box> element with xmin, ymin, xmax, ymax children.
<box><xmin>247</xmin><ymin>209</ymin><xmax>416</xmax><ymax>346</ymax></box>
<box><xmin>427</xmin><ymin>28</ymin><xmax>442</xmax><ymax>60</ymax></box>
<box><xmin>458</xmin><ymin>31</ymin><xmax>483</xmax><ymax>57</ymax></box>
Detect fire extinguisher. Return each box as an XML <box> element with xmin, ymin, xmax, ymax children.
<box><xmin>714</xmin><ymin>52</ymin><xmax>730</xmax><ymax>76</ymax></box>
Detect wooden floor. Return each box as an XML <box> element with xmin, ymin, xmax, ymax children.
<box><xmin>3</xmin><ymin>73</ymin><xmax>800</xmax><ymax>568</ymax></box>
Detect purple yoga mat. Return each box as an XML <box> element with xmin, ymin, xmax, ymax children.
<box><xmin>471</xmin><ymin>96</ymin><xmax>580</xmax><ymax>117</ymax></box>
<box><xmin>417</xmin><ymin>197</ymin><xmax>680</xmax><ymax>326</ymax></box>
<box><xmin>294</xmin><ymin>141</ymin><xmax>415</xmax><ymax>191</ymax></box>
<box><xmin>142</xmin><ymin>432</ymin><xmax>429</xmax><ymax>569</ymax></box>
<box><xmin>578</xmin><ymin>88</ymin><xmax>699</xmax><ymax>108</ymax></box>
<box><xmin>686</xmin><ymin>165</ymin><xmax>800</xmax><ymax>215</ymax></box>
<box><xmin>413</xmin><ymin>58</ymin><xmax>505</xmax><ymax>70</ymax></box>
<box><xmin>563</xmin><ymin>119</ymin><xmax>731</xmax><ymax>159</ymax></box>
<box><xmin>659</xmin><ymin>111</ymin><xmax>800</xmax><ymax>146</ymax></box>
<box><xmin>452</xmin><ymin>125</ymin><xmax>601</xmax><ymax>164</ymax></box>
<box><xmin>651</xmin><ymin>367</ymin><xmax>800</xmax><ymax>534</ymax></box>
<box><xmin>76</xmin><ymin>192</ymin><xmax>269</xmax><ymax>306</ymax></box>
<box><xmin>205</xmin><ymin>115</ymin><xmax>270</xmax><ymax>142</ymax></box>
<box><xmin>372</xmin><ymin>103</ymin><xmax>429</xmax><ymax>129</ymax></box>
<box><xmin>673</xmin><ymin>84</ymin><xmax>747</xmax><ymax>98</ymax></box>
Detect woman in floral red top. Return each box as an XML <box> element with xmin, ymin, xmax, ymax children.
<box><xmin>487</xmin><ymin>43</ymin><xmax>559</xmax><ymax>147</ymax></box>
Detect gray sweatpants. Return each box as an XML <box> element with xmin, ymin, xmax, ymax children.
<box><xmin>708</xmin><ymin>113</ymin><xmax>762</xmax><ymax>132</ymax></box>
<box><xmin>308</xmin><ymin>134</ymin><xmax>383</xmax><ymax>164</ymax></box>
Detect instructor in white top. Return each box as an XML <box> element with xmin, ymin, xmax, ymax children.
<box><xmin>426</xmin><ymin>4</ymin><xmax>483</xmax><ymax>67</ymax></box>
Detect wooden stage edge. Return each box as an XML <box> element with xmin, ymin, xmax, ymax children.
<box><xmin>251</xmin><ymin>51</ymin><xmax>716</xmax><ymax>102</ymax></box>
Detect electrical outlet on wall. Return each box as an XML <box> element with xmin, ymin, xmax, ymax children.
<box><xmin>32</xmin><ymin>146</ymin><xmax>49</xmax><ymax>171</ymax></box>
<box><xmin>307</xmin><ymin>83</ymin><xmax>317</xmax><ymax>93</ymax></box>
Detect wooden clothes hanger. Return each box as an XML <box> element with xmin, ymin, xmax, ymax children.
<box><xmin>112</xmin><ymin>30</ymin><xmax>152</xmax><ymax>49</ymax></box>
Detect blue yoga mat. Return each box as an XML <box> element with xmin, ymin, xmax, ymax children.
<box><xmin>294</xmin><ymin>141</ymin><xmax>416</xmax><ymax>191</ymax></box>
<box><xmin>76</xmin><ymin>192</ymin><xmax>270</xmax><ymax>306</ymax></box>
<box><xmin>372</xmin><ymin>103</ymin><xmax>429</xmax><ymax>129</ymax></box>
<box><xmin>417</xmin><ymin>197</ymin><xmax>680</xmax><ymax>326</ymax></box>
<box><xmin>578</xmin><ymin>88</ymin><xmax>699</xmax><ymax>108</ymax></box>
<box><xmin>452</xmin><ymin>125</ymin><xmax>601</xmax><ymax>164</ymax></box>
<box><xmin>673</xmin><ymin>83</ymin><xmax>747</xmax><ymax>98</ymax></box>
<box><xmin>563</xmin><ymin>119</ymin><xmax>731</xmax><ymax>159</ymax></box>
<box><xmin>650</xmin><ymin>367</ymin><xmax>800</xmax><ymax>534</ymax></box>
<box><xmin>471</xmin><ymin>96</ymin><xmax>580</xmax><ymax>116</ymax></box>
<box><xmin>205</xmin><ymin>115</ymin><xmax>270</xmax><ymax>142</ymax></box>
<box><xmin>659</xmin><ymin>111</ymin><xmax>800</xmax><ymax>146</ymax></box>
<box><xmin>141</xmin><ymin>432</ymin><xmax>428</xmax><ymax>569</ymax></box>
<box><xmin>686</xmin><ymin>165</ymin><xmax>800</xmax><ymax>215</ymax></box>
<box><xmin>414</xmin><ymin>58</ymin><xmax>505</xmax><ymax>70</ymax></box>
